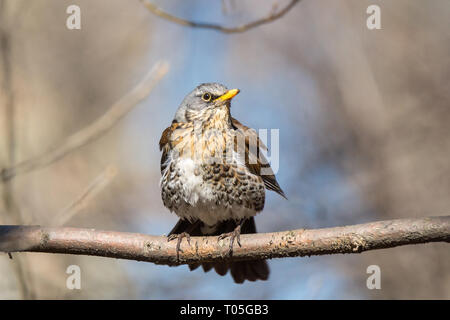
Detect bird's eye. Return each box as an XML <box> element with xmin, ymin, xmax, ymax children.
<box><xmin>201</xmin><ymin>92</ymin><xmax>212</xmax><ymax>102</ymax></box>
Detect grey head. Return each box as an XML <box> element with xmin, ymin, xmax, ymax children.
<box><xmin>174</xmin><ymin>83</ymin><xmax>239</xmax><ymax>122</ymax></box>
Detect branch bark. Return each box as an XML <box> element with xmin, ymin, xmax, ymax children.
<box><xmin>1</xmin><ymin>216</ymin><xmax>449</xmax><ymax>265</ymax></box>
<box><xmin>140</xmin><ymin>0</ymin><xmax>301</xmax><ymax>34</ymax></box>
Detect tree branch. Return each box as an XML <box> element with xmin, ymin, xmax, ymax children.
<box><xmin>140</xmin><ymin>0</ymin><xmax>301</xmax><ymax>34</ymax></box>
<box><xmin>0</xmin><ymin>61</ymin><xmax>169</xmax><ymax>183</ymax></box>
<box><xmin>1</xmin><ymin>216</ymin><xmax>449</xmax><ymax>265</ymax></box>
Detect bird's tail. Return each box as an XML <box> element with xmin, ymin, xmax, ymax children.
<box><xmin>168</xmin><ymin>217</ymin><xmax>269</xmax><ymax>284</ymax></box>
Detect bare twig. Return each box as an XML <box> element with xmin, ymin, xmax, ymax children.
<box><xmin>0</xmin><ymin>61</ymin><xmax>169</xmax><ymax>183</ymax></box>
<box><xmin>53</xmin><ymin>165</ymin><xmax>118</xmax><ymax>227</ymax></box>
<box><xmin>1</xmin><ymin>216</ymin><xmax>448</xmax><ymax>265</ymax></box>
<box><xmin>140</xmin><ymin>0</ymin><xmax>301</xmax><ymax>34</ymax></box>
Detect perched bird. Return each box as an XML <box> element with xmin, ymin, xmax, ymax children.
<box><xmin>159</xmin><ymin>83</ymin><xmax>286</xmax><ymax>283</ymax></box>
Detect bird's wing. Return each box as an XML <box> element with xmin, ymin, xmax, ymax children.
<box><xmin>231</xmin><ymin>117</ymin><xmax>286</xmax><ymax>199</ymax></box>
<box><xmin>159</xmin><ymin>122</ymin><xmax>177</xmax><ymax>174</ymax></box>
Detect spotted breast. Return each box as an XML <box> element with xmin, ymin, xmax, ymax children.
<box><xmin>160</xmin><ymin>120</ymin><xmax>266</xmax><ymax>227</ymax></box>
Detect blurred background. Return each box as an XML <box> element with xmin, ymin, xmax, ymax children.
<box><xmin>0</xmin><ymin>0</ymin><xmax>449</xmax><ymax>299</ymax></box>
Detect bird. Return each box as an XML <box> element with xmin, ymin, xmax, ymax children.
<box><xmin>159</xmin><ymin>83</ymin><xmax>286</xmax><ymax>283</ymax></box>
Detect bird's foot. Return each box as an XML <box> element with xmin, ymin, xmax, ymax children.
<box><xmin>218</xmin><ymin>224</ymin><xmax>242</xmax><ymax>256</ymax></box>
<box><xmin>168</xmin><ymin>232</ymin><xmax>191</xmax><ymax>261</ymax></box>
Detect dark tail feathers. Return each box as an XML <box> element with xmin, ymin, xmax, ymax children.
<box><xmin>169</xmin><ymin>218</ymin><xmax>269</xmax><ymax>284</ymax></box>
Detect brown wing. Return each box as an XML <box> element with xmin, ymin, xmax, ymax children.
<box><xmin>159</xmin><ymin>123</ymin><xmax>176</xmax><ymax>174</ymax></box>
<box><xmin>231</xmin><ymin>117</ymin><xmax>286</xmax><ymax>199</ymax></box>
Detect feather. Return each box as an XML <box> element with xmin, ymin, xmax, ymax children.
<box><xmin>231</xmin><ymin>117</ymin><xmax>287</xmax><ymax>199</ymax></box>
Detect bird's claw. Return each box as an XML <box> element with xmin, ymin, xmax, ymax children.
<box><xmin>168</xmin><ymin>232</ymin><xmax>191</xmax><ymax>261</ymax></box>
<box><xmin>218</xmin><ymin>225</ymin><xmax>242</xmax><ymax>256</ymax></box>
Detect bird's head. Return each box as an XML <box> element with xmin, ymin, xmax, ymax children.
<box><xmin>174</xmin><ymin>83</ymin><xmax>240</xmax><ymax>124</ymax></box>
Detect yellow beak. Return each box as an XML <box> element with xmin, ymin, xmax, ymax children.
<box><xmin>214</xmin><ymin>89</ymin><xmax>240</xmax><ymax>102</ymax></box>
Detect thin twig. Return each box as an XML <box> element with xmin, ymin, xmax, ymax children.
<box><xmin>53</xmin><ymin>165</ymin><xmax>118</xmax><ymax>227</ymax></box>
<box><xmin>0</xmin><ymin>61</ymin><xmax>169</xmax><ymax>183</ymax></box>
<box><xmin>140</xmin><ymin>0</ymin><xmax>301</xmax><ymax>34</ymax></box>
<box><xmin>1</xmin><ymin>216</ymin><xmax>448</xmax><ymax>265</ymax></box>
